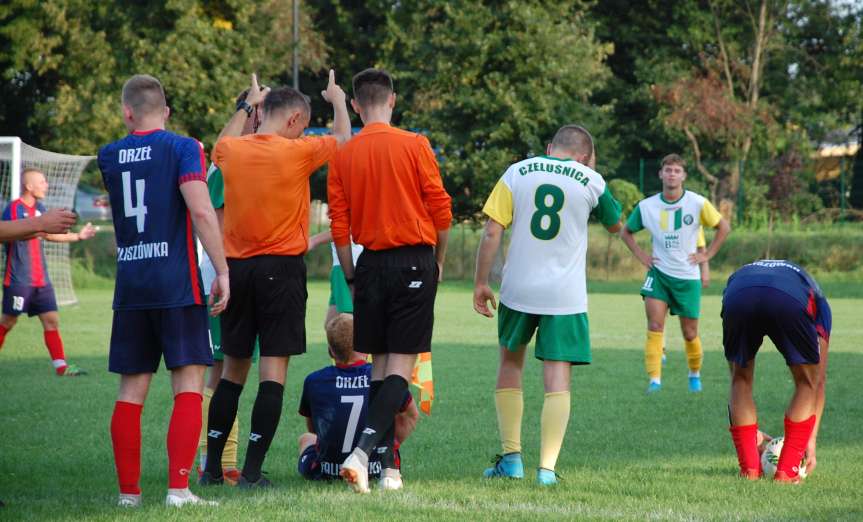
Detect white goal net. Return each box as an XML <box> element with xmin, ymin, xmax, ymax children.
<box><xmin>0</xmin><ymin>137</ymin><xmax>95</xmax><ymax>306</ymax></box>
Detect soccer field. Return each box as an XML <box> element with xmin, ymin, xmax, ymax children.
<box><xmin>1</xmin><ymin>281</ymin><xmax>861</xmax><ymax>521</ymax></box>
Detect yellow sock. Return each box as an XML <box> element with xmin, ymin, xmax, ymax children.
<box><xmin>685</xmin><ymin>336</ymin><xmax>703</xmax><ymax>375</ymax></box>
<box><xmin>539</xmin><ymin>391</ymin><xmax>570</xmax><ymax>471</ymax></box>
<box><xmin>645</xmin><ymin>331</ymin><xmax>664</xmax><ymax>381</ymax></box>
<box><xmin>199</xmin><ymin>388</ymin><xmax>214</xmax><ymax>464</ymax></box>
<box><xmin>223</xmin><ymin>412</ymin><xmax>240</xmax><ymax>469</ymax></box>
<box><xmin>494</xmin><ymin>388</ymin><xmax>523</xmax><ymax>454</ymax></box>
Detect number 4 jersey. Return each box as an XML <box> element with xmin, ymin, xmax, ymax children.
<box><xmin>483</xmin><ymin>155</ymin><xmax>621</xmax><ymax>315</ymax></box>
<box><xmin>98</xmin><ymin>129</ymin><xmax>207</xmax><ymax>310</ymax></box>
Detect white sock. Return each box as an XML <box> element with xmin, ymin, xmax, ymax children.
<box><xmin>52</xmin><ymin>359</ymin><xmax>66</xmax><ymax>369</ymax></box>
<box><xmin>689</xmin><ymin>371</ymin><xmax>701</xmax><ymax>378</ymax></box>
<box><xmin>650</xmin><ymin>378</ymin><xmax>661</xmax><ymax>385</ymax></box>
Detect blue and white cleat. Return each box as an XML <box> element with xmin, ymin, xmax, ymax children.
<box><xmin>483</xmin><ymin>453</ymin><xmax>524</xmax><ymax>479</ymax></box>
<box><xmin>536</xmin><ymin>468</ymin><xmax>559</xmax><ymax>486</ymax></box>
<box><xmin>688</xmin><ymin>376</ymin><xmax>703</xmax><ymax>393</ymax></box>
<box><xmin>647</xmin><ymin>381</ymin><xmax>662</xmax><ymax>394</ymax></box>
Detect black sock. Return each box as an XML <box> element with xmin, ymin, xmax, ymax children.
<box><xmin>356</xmin><ymin>375</ymin><xmax>408</xmax><ymax>456</ymax></box>
<box><xmin>205</xmin><ymin>379</ymin><xmax>244</xmax><ymax>478</ymax></box>
<box><xmin>368</xmin><ymin>379</ymin><xmax>395</xmax><ymax>467</ymax></box>
<box><xmin>369</xmin><ymin>379</ymin><xmax>383</xmax><ymax>403</ymax></box>
<box><xmin>242</xmin><ymin>380</ymin><xmax>284</xmax><ymax>482</ymax></box>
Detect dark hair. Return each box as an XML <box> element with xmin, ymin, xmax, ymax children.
<box><xmin>121</xmin><ymin>74</ymin><xmax>166</xmax><ymax>117</ymax></box>
<box><xmin>352</xmin><ymin>68</ymin><xmax>394</xmax><ymax>108</ymax></box>
<box><xmin>550</xmin><ymin>124</ymin><xmax>594</xmax><ymax>157</ymax></box>
<box><xmin>262</xmin><ymin>86</ymin><xmax>311</xmax><ymax>117</ymax></box>
<box><xmin>661</xmin><ymin>154</ymin><xmax>686</xmax><ymax>168</ymax></box>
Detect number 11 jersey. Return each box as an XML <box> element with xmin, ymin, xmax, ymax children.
<box><xmin>98</xmin><ymin>129</ymin><xmax>207</xmax><ymax>310</ymax></box>
<box><xmin>482</xmin><ymin>156</ymin><xmax>621</xmax><ymax>315</ymax></box>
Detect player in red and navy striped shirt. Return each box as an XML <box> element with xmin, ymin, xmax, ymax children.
<box><xmin>0</xmin><ymin>167</ymin><xmax>97</xmax><ymax>376</ymax></box>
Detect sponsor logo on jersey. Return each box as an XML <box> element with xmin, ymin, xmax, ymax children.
<box><xmin>683</xmin><ymin>214</ymin><xmax>694</xmax><ymax>225</ymax></box>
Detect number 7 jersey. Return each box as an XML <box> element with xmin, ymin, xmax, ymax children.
<box><xmin>483</xmin><ymin>155</ymin><xmax>621</xmax><ymax>315</ymax></box>
<box><xmin>98</xmin><ymin>129</ymin><xmax>207</xmax><ymax>310</ymax></box>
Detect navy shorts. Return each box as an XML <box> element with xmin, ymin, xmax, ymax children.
<box><xmin>722</xmin><ymin>286</ymin><xmax>829</xmax><ymax>367</ymax></box>
<box><xmin>2</xmin><ymin>284</ymin><xmax>58</xmax><ymax>317</ymax></box>
<box><xmin>298</xmin><ymin>445</ymin><xmax>324</xmax><ymax>480</ymax></box>
<box><xmin>109</xmin><ymin>305</ymin><xmax>212</xmax><ymax>374</ymax></box>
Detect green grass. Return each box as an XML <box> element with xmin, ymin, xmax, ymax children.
<box><xmin>1</xmin><ymin>282</ymin><xmax>861</xmax><ymax>521</ymax></box>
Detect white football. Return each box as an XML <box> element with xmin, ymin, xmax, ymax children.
<box><xmin>761</xmin><ymin>436</ymin><xmax>807</xmax><ymax>478</ymax></box>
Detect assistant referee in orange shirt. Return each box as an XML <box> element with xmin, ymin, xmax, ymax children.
<box><xmin>329</xmin><ymin>68</ymin><xmax>452</xmax><ymax>493</ymax></box>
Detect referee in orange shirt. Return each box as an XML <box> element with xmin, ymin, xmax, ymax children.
<box><xmin>329</xmin><ymin>69</ymin><xmax>452</xmax><ymax>493</ymax></box>
<box><xmin>201</xmin><ymin>72</ymin><xmax>351</xmax><ymax>489</ymax></box>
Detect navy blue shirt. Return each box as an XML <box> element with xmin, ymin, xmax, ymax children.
<box><xmin>2</xmin><ymin>200</ymin><xmax>49</xmax><ymax>287</ymax></box>
<box><xmin>299</xmin><ymin>362</ymin><xmax>412</xmax><ymax>478</ymax></box>
<box><xmin>98</xmin><ymin>129</ymin><xmax>207</xmax><ymax>310</ymax></box>
<box><xmin>725</xmin><ymin>260</ymin><xmax>831</xmax><ymax>338</ymax></box>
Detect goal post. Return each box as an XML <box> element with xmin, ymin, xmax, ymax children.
<box><xmin>0</xmin><ymin>137</ymin><xmax>96</xmax><ymax>306</ymax></box>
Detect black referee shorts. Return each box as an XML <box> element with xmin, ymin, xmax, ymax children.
<box><xmin>354</xmin><ymin>245</ymin><xmax>438</xmax><ymax>355</ymax></box>
<box><xmin>221</xmin><ymin>255</ymin><xmax>307</xmax><ymax>358</ymax></box>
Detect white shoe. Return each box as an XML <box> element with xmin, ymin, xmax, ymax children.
<box><xmin>117</xmin><ymin>493</ymin><xmax>141</xmax><ymax>507</ymax></box>
<box><xmin>379</xmin><ymin>468</ymin><xmax>403</xmax><ymax>491</ymax></box>
<box><xmin>165</xmin><ymin>488</ymin><xmax>219</xmax><ymax>507</ymax></box>
<box><xmin>340</xmin><ymin>451</ymin><xmax>370</xmax><ymax>494</ymax></box>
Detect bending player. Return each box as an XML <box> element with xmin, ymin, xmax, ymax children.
<box><xmin>297</xmin><ymin>313</ymin><xmax>418</xmax><ymax>482</ymax></box>
<box><xmin>619</xmin><ymin>154</ymin><xmax>730</xmax><ymax>393</ymax></box>
<box><xmin>99</xmin><ymin>74</ymin><xmax>229</xmax><ymax>507</ymax></box>
<box><xmin>202</xmin><ymin>71</ymin><xmax>350</xmax><ymax>489</ymax></box>
<box><xmin>0</xmin><ymin>168</ymin><xmax>97</xmax><ymax>376</ymax></box>
<box><xmin>329</xmin><ymin>68</ymin><xmax>452</xmax><ymax>493</ymax></box>
<box><xmin>722</xmin><ymin>260</ymin><xmax>830</xmax><ymax>483</ymax></box>
<box><xmin>474</xmin><ymin>125</ymin><xmax>622</xmax><ymax>485</ymax></box>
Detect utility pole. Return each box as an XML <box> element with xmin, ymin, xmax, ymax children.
<box><xmin>292</xmin><ymin>0</ymin><xmax>299</xmax><ymax>90</ymax></box>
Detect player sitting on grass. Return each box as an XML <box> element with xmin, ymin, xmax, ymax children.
<box><xmin>722</xmin><ymin>260</ymin><xmax>830</xmax><ymax>483</ymax></box>
<box><xmin>297</xmin><ymin>313</ymin><xmax>418</xmax><ymax>483</ymax></box>
<box><xmin>474</xmin><ymin>125</ymin><xmax>622</xmax><ymax>485</ymax></box>
<box><xmin>0</xmin><ymin>168</ymin><xmax>97</xmax><ymax>376</ymax></box>
<box><xmin>619</xmin><ymin>154</ymin><xmax>730</xmax><ymax>394</ymax></box>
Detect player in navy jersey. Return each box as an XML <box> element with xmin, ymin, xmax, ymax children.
<box><xmin>98</xmin><ymin>74</ymin><xmax>229</xmax><ymax>508</ymax></box>
<box><xmin>298</xmin><ymin>313</ymin><xmax>418</xmax><ymax>487</ymax></box>
<box><xmin>0</xmin><ymin>167</ymin><xmax>97</xmax><ymax>376</ymax></box>
<box><xmin>722</xmin><ymin>260</ymin><xmax>831</xmax><ymax>483</ymax></box>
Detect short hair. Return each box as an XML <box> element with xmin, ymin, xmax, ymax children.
<box><xmin>550</xmin><ymin>124</ymin><xmax>594</xmax><ymax>158</ymax></box>
<box><xmin>262</xmin><ymin>87</ymin><xmax>310</xmax><ymax>118</ymax></box>
<box><xmin>352</xmin><ymin>68</ymin><xmax>394</xmax><ymax>108</ymax></box>
<box><xmin>661</xmin><ymin>154</ymin><xmax>686</xmax><ymax>168</ymax></box>
<box><xmin>326</xmin><ymin>313</ymin><xmax>354</xmax><ymax>363</ymax></box>
<box><xmin>121</xmin><ymin>74</ymin><xmax>166</xmax><ymax>117</ymax></box>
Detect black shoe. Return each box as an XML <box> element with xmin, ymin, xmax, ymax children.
<box><xmin>198</xmin><ymin>471</ymin><xmax>224</xmax><ymax>486</ymax></box>
<box><xmin>238</xmin><ymin>474</ymin><xmax>273</xmax><ymax>489</ymax></box>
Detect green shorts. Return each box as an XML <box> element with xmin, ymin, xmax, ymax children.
<box><xmin>497</xmin><ymin>303</ymin><xmax>591</xmax><ymax>364</ymax></box>
<box><xmin>640</xmin><ymin>267</ymin><xmax>701</xmax><ymax>319</ymax></box>
<box><xmin>208</xmin><ymin>306</ymin><xmax>259</xmax><ymax>362</ymax></box>
<box><xmin>329</xmin><ymin>265</ymin><xmax>354</xmax><ymax>314</ymax></box>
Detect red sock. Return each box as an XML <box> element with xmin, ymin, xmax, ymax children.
<box><xmin>0</xmin><ymin>324</ymin><xmax>8</xmax><ymax>351</ymax></box>
<box><xmin>729</xmin><ymin>423</ymin><xmax>761</xmax><ymax>476</ymax></box>
<box><xmin>777</xmin><ymin>415</ymin><xmax>816</xmax><ymax>478</ymax></box>
<box><xmin>111</xmin><ymin>401</ymin><xmax>143</xmax><ymax>495</ymax></box>
<box><xmin>43</xmin><ymin>330</ymin><xmax>67</xmax><ymax>373</ymax></box>
<box><xmin>167</xmin><ymin>392</ymin><xmax>203</xmax><ymax>489</ymax></box>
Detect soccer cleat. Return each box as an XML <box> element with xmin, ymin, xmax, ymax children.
<box><xmin>646</xmin><ymin>382</ymin><xmax>662</xmax><ymax>394</ymax></box>
<box><xmin>773</xmin><ymin>471</ymin><xmax>802</xmax><ymax>484</ymax></box>
<box><xmin>117</xmin><ymin>493</ymin><xmax>141</xmax><ymax>507</ymax></box>
<box><xmin>165</xmin><ymin>488</ymin><xmax>218</xmax><ymax>507</ymax></box>
<box><xmin>483</xmin><ymin>452</ymin><xmax>524</xmax><ymax>479</ymax></box>
<box><xmin>536</xmin><ymin>468</ymin><xmax>559</xmax><ymax>486</ymax></box>
<box><xmin>58</xmin><ymin>364</ymin><xmax>87</xmax><ymax>376</ymax></box>
<box><xmin>739</xmin><ymin>468</ymin><xmax>761</xmax><ymax>481</ymax></box>
<box><xmin>237</xmin><ymin>474</ymin><xmax>273</xmax><ymax>489</ymax></box>
<box><xmin>340</xmin><ymin>451</ymin><xmax>370</xmax><ymax>493</ymax></box>
<box><xmin>197</xmin><ymin>471</ymin><xmax>224</xmax><ymax>486</ymax></box>
<box><xmin>379</xmin><ymin>468</ymin><xmax>403</xmax><ymax>491</ymax></box>
<box><xmin>688</xmin><ymin>375</ymin><xmax>703</xmax><ymax>392</ymax></box>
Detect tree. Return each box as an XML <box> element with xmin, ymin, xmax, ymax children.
<box><xmin>383</xmin><ymin>0</ymin><xmax>612</xmax><ymax>221</ymax></box>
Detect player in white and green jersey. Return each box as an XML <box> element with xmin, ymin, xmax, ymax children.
<box><xmin>620</xmin><ymin>154</ymin><xmax>730</xmax><ymax>394</ymax></box>
<box><xmin>474</xmin><ymin>125</ymin><xmax>622</xmax><ymax>485</ymax></box>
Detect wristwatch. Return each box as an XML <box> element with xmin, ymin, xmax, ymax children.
<box><xmin>236</xmin><ymin>100</ymin><xmax>253</xmax><ymax>117</ymax></box>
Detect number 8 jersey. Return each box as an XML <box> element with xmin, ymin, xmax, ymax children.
<box><xmin>482</xmin><ymin>155</ymin><xmax>621</xmax><ymax>315</ymax></box>
<box><xmin>98</xmin><ymin>129</ymin><xmax>207</xmax><ymax>310</ymax></box>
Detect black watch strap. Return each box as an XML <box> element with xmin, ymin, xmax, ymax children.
<box><xmin>236</xmin><ymin>100</ymin><xmax>253</xmax><ymax>117</ymax></box>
